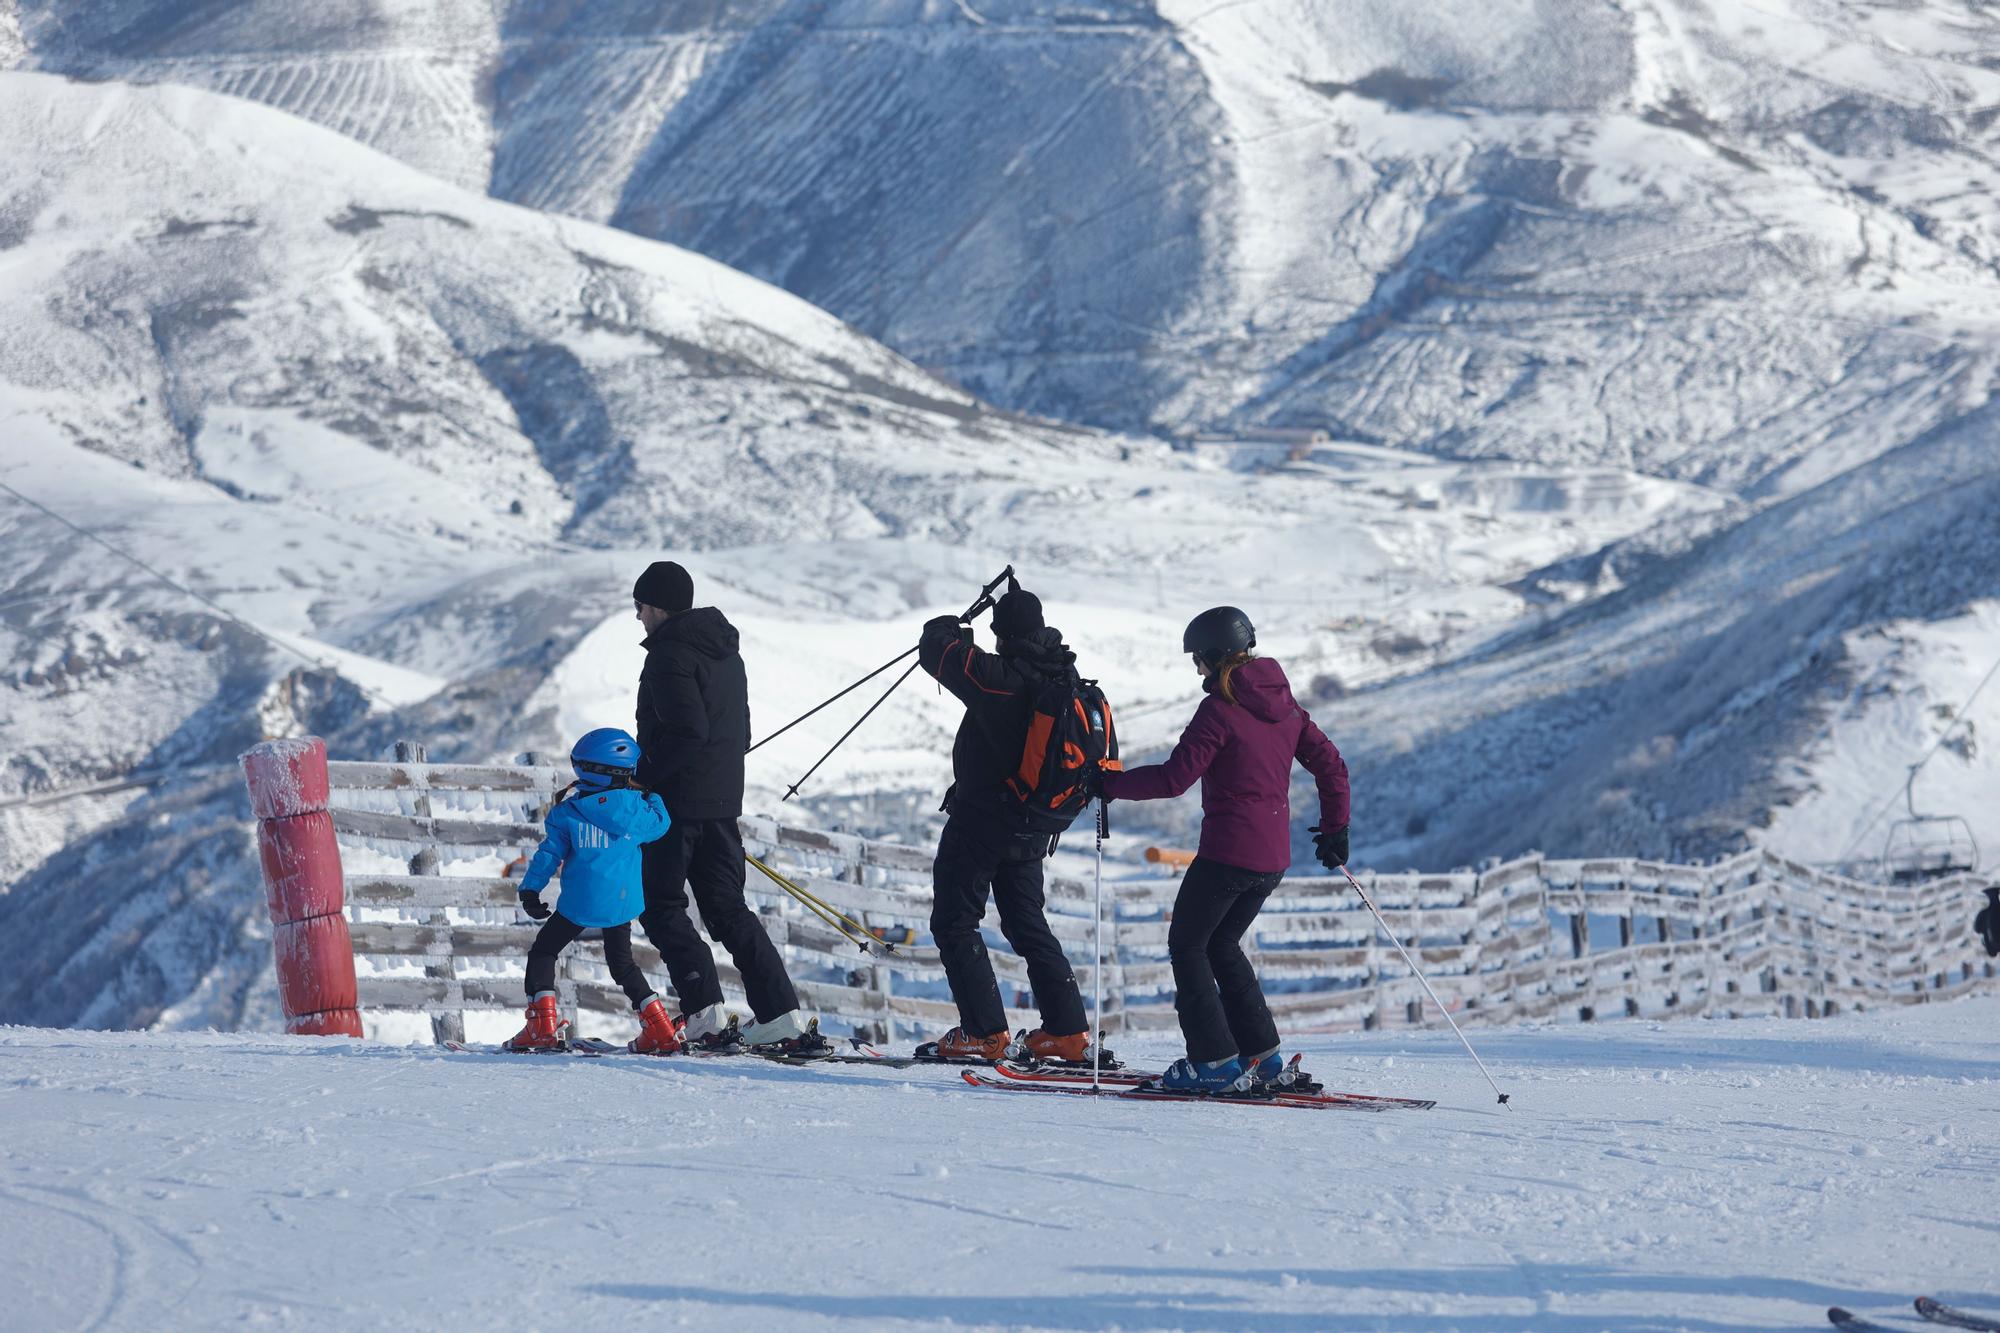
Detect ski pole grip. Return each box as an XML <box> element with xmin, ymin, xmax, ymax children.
<box><xmin>960</xmin><ymin>564</ymin><xmax>1015</xmax><ymax>620</ymax></box>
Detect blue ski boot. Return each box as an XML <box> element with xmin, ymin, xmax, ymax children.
<box><xmin>1246</xmin><ymin>1048</ymin><xmax>1324</xmax><ymax>1094</ymax></box>
<box><xmin>1159</xmin><ymin>1055</ymin><xmax>1252</xmax><ymax>1094</ymax></box>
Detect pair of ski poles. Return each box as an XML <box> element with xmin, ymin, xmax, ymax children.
<box><xmin>745</xmin><ymin>852</ymin><xmax>894</xmax><ymax>956</ymax></box>
<box><xmin>734</xmin><ymin>566</ymin><xmax>1016</xmax><ymax>953</ymax></box>
<box><xmin>748</xmin><ymin>565</ymin><xmax>1016</xmax><ymax>801</ymax></box>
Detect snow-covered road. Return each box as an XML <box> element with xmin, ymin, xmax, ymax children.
<box><xmin>3</xmin><ymin>999</ymin><xmax>1996</xmax><ymax>1332</ymax></box>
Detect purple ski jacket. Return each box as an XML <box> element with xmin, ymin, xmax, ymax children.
<box><xmin>1103</xmin><ymin>658</ymin><xmax>1349</xmax><ymax>874</ymax></box>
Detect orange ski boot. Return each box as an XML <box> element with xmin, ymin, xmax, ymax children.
<box><xmin>630</xmin><ymin>996</ymin><xmax>684</xmax><ymax>1056</ymax></box>
<box><xmin>1007</xmin><ymin>1028</ymin><xmax>1117</xmax><ymax>1069</ymax></box>
<box><xmin>914</xmin><ymin>1026</ymin><xmax>1010</xmax><ymax>1063</ymax></box>
<box><xmin>504</xmin><ymin>991</ymin><xmax>568</xmax><ymax>1052</ymax></box>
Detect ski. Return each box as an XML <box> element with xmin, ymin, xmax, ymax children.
<box><xmin>1830</xmin><ymin>1310</ymin><xmax>1899</xmax><ymax>1332</ymax></box>
<box><xmin>957</xmin><ymin>1068</ymin><xmax>1389</xmax><ymax>1111</ymax></box>
<box><xmin>442</xmin><ymin>1037</ymin><xmax>621</xmax><ymax>1058</ymax></box>
<box><xmin>1918</xmin><ymin>1296</ymin><xmax>2000</xmax><ymax>1331</ymax></box>
<box><xmin>989</xmin><ymin>1055</ymin><xmax>1437</xmax><ymax>1110</ymax></box>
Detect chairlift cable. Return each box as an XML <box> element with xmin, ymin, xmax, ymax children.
<box><xmin>1836</xmin><ymin>644</ymin><xmax>2000</xmax><ymax>866</ymax></box>
<box><xmin>0</xmin><ymin>477</ymin><xmax>404</xmax><ymax>713</ymax></box>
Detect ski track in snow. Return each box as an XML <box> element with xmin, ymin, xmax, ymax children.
<box><xmin>2</xmin><ymin>999</ymin><xmax>1997</xmax><ymax>1331</ymax></box>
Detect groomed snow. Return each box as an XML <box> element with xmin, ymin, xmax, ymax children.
<box><xmin>4</xmin><ymin>997</ymin><xmax>1996</xmax><ymax>1331</ymax></box>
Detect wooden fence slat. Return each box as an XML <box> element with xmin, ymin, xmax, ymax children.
<box><xmin>332</xmin><ymin>807</ymin><xmax>545</xmax><ymax>848</ymax></box>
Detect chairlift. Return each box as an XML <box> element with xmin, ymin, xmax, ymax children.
<box><xmin>1880</xmin><ymin>765</ymin><xmax>1980</xmax><ymax>884</ymax></box>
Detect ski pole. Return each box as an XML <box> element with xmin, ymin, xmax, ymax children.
<box><xmin>1339</xmin><ymin>863</ymin><xmax>1512</xmax><ymax>1108</ymax></box>
<box><xmin>746</xmin><ymin>646</ymin><xmax>918</xmax><ymax>755</ymax></box>
<box><xmin>776</xmin><ymin>566</ymin><xmax>1015</xmax><ymax>802</ymax></box>
<box><xmin>1092</xmin><ymin>796</ymin><xmax>1107</xmax><ymax>1093</ymax></box>
<box><xmin>745</xmin><ymin>852</ymin><xmax>888</xmax><ymax>955</ymax></box>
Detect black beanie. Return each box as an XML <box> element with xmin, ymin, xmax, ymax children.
<box><xmin>993</xmin><ymin>588</ymin><xmax>1044</xmax><ymax>638</ymax></box>
<box><xmin>633</xmin><ymin>561</ymin><xmax>693</xmax><ymax>614</ymax></box>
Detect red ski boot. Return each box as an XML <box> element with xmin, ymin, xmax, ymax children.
<box><xmin>504</xmin><ymin>991</ymin><xmax>568</xmax><ymax>1052</ymax></box>
<box><xmin>913</xmin><ymin>1026</ymin><xmax>1010</xmax><ymax>1064</ymax></box>
<box><xmin>1007</xmin><ymin>1028</ymin><xmax>1117</xmax><ymax>1069</ymax></box>
<box><xmin>630</xmin><ymin>997</ymin><xmax>684</xmax><ymax>1056</ymax></box>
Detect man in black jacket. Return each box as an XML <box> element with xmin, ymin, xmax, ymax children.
<box><xmin>914</xmin><ymin>583</ymin><xmax>1095</xmax><ymax>1066</ymax></box>
<box><xmin>631</xmin><ymin>561</ymin><xmax>816</xmax><ymax>1053</ymax></box>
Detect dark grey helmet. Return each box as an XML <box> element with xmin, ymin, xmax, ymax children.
<box><xmin>1182</xmin><ymin>606</ymin><xmax>1255</xmax><ymax>667</ymax></box>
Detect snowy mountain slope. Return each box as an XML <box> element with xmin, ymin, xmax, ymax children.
<box><xmin>0</xmin><ymin>3</ymin><xmax>20</xmax><ymax>69</ymax></box>
<box><xmin>0</xmin><ymin>28</ymin><xmax>1992</xmax><ymax>1038</ymax></box>
<box><xmin>15</xmin><ymin>0</ymin><xmax>2000</xmax><ymax>492</ymax></box>
<box><xmin>0</xmin><ymin>69</ymin><xmax>1108</xmax><ymax>553</ymax></box>
<box><xmin>0</xmin><ymin>69</ymin><xmax>1730</xmax><ymax>1030</ymax></box>
<box><xmin>1325</xmin><ymin>399</ymin><xmax>2000</xmax><ymax>870</ymax></box>
<box><xmin>4</xmin><ymin>998</ymin><xmax>1998</xmax><ymax>1330</ymax></box>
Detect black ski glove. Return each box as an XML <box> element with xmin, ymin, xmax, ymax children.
<box><xmin>519</xmin><ymin>889</ymin><xmax>551</xmax><ymax>921</ymax></box>
<box><xmin>1309</xmin><ymin>823</ymin><xmax>1349</xmax><ymax>871</ymax></box>
<box><xmin>924</xmin><ymin>613</ymin><xmax>974</xmax><ymax>643</ymax></box>
<box><xmin>1078</xmin><ymin>764</ymin><xmax>1106</xmax><ymax>802</ymax></box>
<box><xmin>1978</xmin><ymin>889</ymin><xmax>2000</xmax><ymax>959</ymax></box>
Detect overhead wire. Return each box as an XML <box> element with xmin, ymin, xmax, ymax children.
<box><xmin>0</xmin><ymin>476</ymin><xmax>403</xmax><ymax>712</ymax></box>
<box><xmin>0</xmin><ymin>477</ymin><xmax>413</xmax><ymax>814</ymax></box>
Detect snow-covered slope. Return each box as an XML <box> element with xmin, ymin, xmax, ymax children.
<box><xmin>4</xmin><ymin>997</ymin><xmax>1997</xmax><ymax>1330</ymax></box>
<box><xmin>1327</xmin><ymin>405</ymin><xmax>2000</xmax><ymax>870</ymax></box>
<box><xmin>16</xmin><ymin>0</ymin><xmax>2000</xmax><ymax>489</ymax></box>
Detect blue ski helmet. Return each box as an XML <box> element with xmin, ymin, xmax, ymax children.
<box><xmin>570</xmin><ymin>727</ymin><xmax>640</xmax><ymax>788</ymax></box>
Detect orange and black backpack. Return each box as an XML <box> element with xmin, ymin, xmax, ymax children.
<box><xmin>1004</xmin><ymin>675</ymin><xmax>1122</xmax><ymax>833</ymax></box>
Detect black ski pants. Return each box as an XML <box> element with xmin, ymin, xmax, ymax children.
<box><xmin>639</xmin><ymin>816</ymin><xmax>800</xmax><ymax>1024</ymax></box>
<box><xmin>930</xmin><ymin>815</ymin><xmax>1086</xmax><ymax>1038</ymax></box>
<box><xmin>1168</xmin><ymin>856</ymin><xmax>1285</xmax><ymax>1065</ymax></box>
<box><xmin>526</xmin><ymin>914</ymin><xmax>654</xmax><ymax>1007</ymax></box>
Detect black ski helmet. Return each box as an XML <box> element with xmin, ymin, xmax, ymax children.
<box><xmin>1183</xmin><ymin>606</ymin><xmax>1255</xmax><ymax>668</ymax></box>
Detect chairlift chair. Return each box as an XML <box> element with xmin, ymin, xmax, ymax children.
<box><xmin>1880</xmin><ymin>765</ymin><xmax>1980</xmax><ymax>884</ymax></box>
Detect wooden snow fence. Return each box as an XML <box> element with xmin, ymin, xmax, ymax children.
<box><xmin>322</xmin><ymin>746</ymin><xmax>1996</xmax><ymax>1045</ymax></box>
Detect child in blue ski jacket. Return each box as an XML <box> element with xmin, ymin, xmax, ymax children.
<box><xmin>506</xmin><ymin>728</ymin><xmax>681</xmax><ymax>1054</ymax></box>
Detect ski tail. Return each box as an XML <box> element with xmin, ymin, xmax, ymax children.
<box><xmin>1917</xmin><ymin>1296</ymin><xmax>2000</xmax><ymax>1332</ymax></box>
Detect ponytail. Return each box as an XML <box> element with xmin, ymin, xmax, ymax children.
<box><xmin>1215</xmin><ymin>649</ymin><xmax>1257</xmax><ymax>705</ymax></box>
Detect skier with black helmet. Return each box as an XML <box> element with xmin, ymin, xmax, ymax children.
<box><xmin>1099</xmin><ymin>606</ymin><xmax>1351</xmax><ymax>1095</ymax></box>
<box><xmin>1977</xmin><ymin>886</ymin><xmax>2000</xmax><ymax>958</ymax></box>
<box><xmin>631</xmin><ymin>560</ymin><xmax>827</xmax><ymax>1058</ymax></box>
<box><xmin>911</xmin><ymin>579</ymin><xmax>1105</xmax><ymax>1067</ymax></box>
<box><xmin>507</xmin><ymin>728</ymin><xmax>681</xmax><ymax>1054</ymax></box>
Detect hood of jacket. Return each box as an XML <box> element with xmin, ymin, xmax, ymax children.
<box><xmin>646</xmin><ymin>606</ymin><xmax>739</xmax><ymax>660</ymax></box>
<box><xmin>1211</xmin><ymin>656</ymin><xmax>1298</xmax><ymax>724</ymax></box>
<box><xmin>569</xmin><ymin>785</ymin><xmax>660</xmax><ymax>840</ymax></box>
<box><xmin>997</xmin><ymin>625</ymin><xmax>1076</xmax><ymax>677</ymax></box>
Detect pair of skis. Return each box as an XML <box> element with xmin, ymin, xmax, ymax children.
<box><xmin>959</xmin><ymin>1054</ymin><xmax>1436</xmax><ymax>1113</ymax></box>
<box><xmin>443</xmin><ymin>1037</ymin><xmax>1435</xmax><ymax>1112</ymax></box>
<box><xmin>1831</xmin><ymin>1297</ymin><xmax>2000</xmax><ymax>1331</ymax></box>
<box><xmin>442</xmin><ymin>1036</ymin><xmax>852</xmax><ymax>1067</ymax></box>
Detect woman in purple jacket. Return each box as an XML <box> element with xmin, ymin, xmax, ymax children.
<box><xmin>1101</xmin><ymin>607</ymin><xmax>1351</xmax><ymax>1094</ymax></box>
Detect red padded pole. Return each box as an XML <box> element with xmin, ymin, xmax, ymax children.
<box><xmin>240</xmin><ymin>737</ymin><xmax>362</xmax><ymax>1037</ymax></box>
